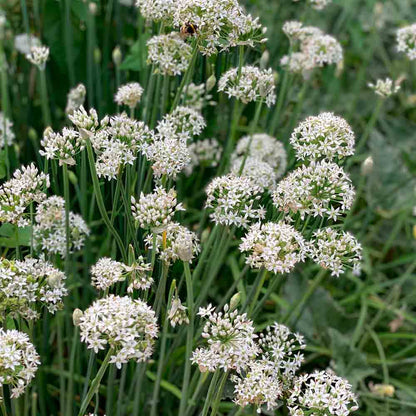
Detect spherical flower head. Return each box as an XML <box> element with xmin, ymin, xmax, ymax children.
<box><xmin>302</xmin><ymin>34</ymin><xmax>343</xmax><ymax>67</ymax></box>
<box><xmin>205</xmin><ymin>174</ymin><xmax>266</xmax><ymax>229</ymax></box>
<box><xmin>287</xmin><ymin>370</ymin><xmax>359</xmax><ymax>415</ymax></box>
<box><xmin>78</xmin><ymin>295</ymin><xmax>158</xmax><ymax>368</ymax></box>
<box><xmin>114</xmin><ymin>82</ymin><xmax>144</xmax><ymax>109</ymax></box>
<box><xmin>282</xmin><ymin>21</ymin><xmax>323</xmax><ymax>43</ymax></box>
<box><xmin>186</xmin><ymin>138</ymin><xmax>221</xmax><ymax>175</ymax></box>
<box><xmin>91</xmin><ymin>114</ymin><xmax>152</xmax><ymax>180</ymax></box>
<box><xmin>180</xmin><ymin>82</ymin><xmax>214</xmax><ymax>111</ymax></box>
<box><xmin>14</xmin><ymin>34</ymin><xmax>41</xmax><ymax>55</ymax></box>
<box><xmin>218</xmin><ymin>66</ymin><xmax>276</xmax><ymax>107</ymax></box>
<box><xmin>147</xmin><ymin>33</ymin><xmax>193</xmax><ymax>76</ymax></box>
<box><xmin>26</xmin><ymin>45</ymin><xmax>49</xmax><ymax>70</ymax></box>
<box><xmin>290</xmin><ymin>112</ymin><xmax>355</xmax><ymax>161</ymax></box>
<box><xmin>280</xmin><ymin>52</ymin><xmax>315</xmax><ymax>74</ymax></box>
<box><xmin>307</xmin><ymin>227</ymin><xmax>362</xmax><ymax>277</ymax></box>
<box><xmin>368</xmin><ymin>78</ymin><xmax>401</xmax><ymax>98</ymax></box>
<box><xmin>40</xmin><ymin>127</ymin><xmax>85</xmax><ymax>166</ymax></box>
<box><xmin>309</xmin><ymin>0</ymin><xmax>332</xmax><ymax>10</ymax></box>
<box><xmin>131</xmin><ymin>186</ymin><xmax>184</xmax><ymax>230</ymax></box>
<box><xmin>163</xmin><ymin>106</ymin><xmax>206</xmax><ymax>137</ymax></box>
<box><xmin>135</xmin><ymin>0</ymin><xmax>176</xmax><ymax>23</ymax></box>
<box><xmin>33</xmin><ymin>196</ymin><xmax>89</xmax><ymax>257</ymax></box>
<box><xmin>145</xmin><ymin>222</ymin><xmax>200</xmax><ymax>264</ymax></box>
<box><xmin>231</xmin><ymin>157</ymin><xmax>277</xmax><ymax>190</ymax></box>
<box><xmin>397</xmin><ymin>24</ymin><xmax>416</xmax><ymax>60</ymax></box>
<box><xmin>66</xmin><ymin>84</ymin><xmax>87</xmax><ymax>115</ymax></box>
<box><xmin>0</xmin><ymin>258</ymin><xmax>67</xmax><ymax>320</ymax></box>
<box><xmin>124</xmin><ymin>256</ymin><xmax>153</xmax><ymax>292</ymax></box>
<box><xmin>68</xmin><ymin>106</ymin><xmax>99</xmax><ymax>131</ymax></box>
<box><xmin>0</xmin><ymin>164</ymin><xmax>49</xmax><ymax>226</ymax></box>
<box><xmin>0</xmin><ymin>329</ymin><xmax>40</xmax><ymax>400</ymax></box>
<box><xmin>91</xmin><ymin>257</ymin><xmax>125</xmax><ymax>291</ymax></box>
<box><xmin>192</xmin><ymin>303</ymin><xmax>259</xmax><ymax>373</ymax></box>
<box><xmin>258</xmin><ymin>323</ymin><xmax>306</xmax><ymax>381</ymax></box>
<box><xmin>232</xmin><ymin>133</ymin><xmax>287</xmax><ymax>179</ymax></box>
<box><xmin>272</xmin><ymin>161</ymin><xmax>355</xmax><ymax>221</ymax></box>
<box><xmin>168</xmin><ymin>294</ymin><xmax>189</xmax><ymax>327</ymax></box>
<box><xmin>240</xmin><ymin>222</ymin><xmax>306</xmax><ymax>274</ymax></box>
<box><xmin>0</xmin><ymin>112</ymin><xmax>15</xmax><ymax>148</ymax></box>
<box><xmin>232</xmin><ymin>360</ymin><xmax>283</xmax><ymax>413</ymax></box>
<box><xmin>172</xmin><ymin>0</ymin><xmax>264</xmax><ymax>56</ymax></box>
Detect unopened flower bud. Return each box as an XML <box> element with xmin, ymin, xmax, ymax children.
<box><xmin>89</xmin><ymin>2</ymin><xmax>97</xmax><ymax>15</ymax></box>
<box><xmin>260</xmin><ymin>50</ymin><xmax>270</xmax><ymax>69</ymax></box>
<box><xmin>230</xmin><ymin>293</ymin><xmax>241</xmax><ymax>311</ymax></box>
<box><xmin>112</xmin><ymin>46</ymin><xmax>122</xmax><ymax>67</ymax></box>
<box><xmin>28</xmin><ymin>128</ymin><xmax>38</xmax><ymax>142</ymax></box>
<box><xmin>94</xmin><ymin>47</ymin><xmax>101</xmax><ymax>64</ymax></box>
<box><xmin>361</xmin><ymin>156</ymin><xmax>374</xmax><ymax>176</ymax></box>
<box><xmin>72</xmin><ymin>308</ymin><xmax>83</xmax><ymax>326</ymax></box>
<box><xmin>47</xmin><ymin>272</ymin><xmax>62</xmax><ymax>288</ymax></box>
<box><xmin>206</xmin><ymin>74</ymin><xmax>216</xmax><ymax>92</ymax></box>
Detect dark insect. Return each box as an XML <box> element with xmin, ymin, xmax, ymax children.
<box><xmin>180</xmin><ymin>22</ymin><xmax>198</xmax><ymax>39</ymax></box>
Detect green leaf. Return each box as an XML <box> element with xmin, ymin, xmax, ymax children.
<box><xmin>0</xmin><ymin>223</ymin><xmax>32</xmax><ymax>247</ymax></box>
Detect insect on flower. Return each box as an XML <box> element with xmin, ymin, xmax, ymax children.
<box><xmin>180</xmin><ymin>22</ymin><xmax>198</xmax><ymax>39</ymax></box>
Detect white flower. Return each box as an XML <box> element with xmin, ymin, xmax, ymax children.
<box><xmin>272</xmin><ymin>161</ymin><xmax>355</xmax><ymax>221</ymax></box>
<box><xmin>180</xmin><ymin>82</ymin><xmax>215</xmax><ymax>111</ymax></box>
<box><xmin>287</xmin><ymin>370</ymin><xmax>359</xmax><ymax>416</ymax></box>
<box><xmin>290</xmin><ymin>112</ymin><xmax>355</xmax><ymax>161</ymax></box>
<box><xmin>40</xmin><ymin>127</ymin><xmax>85</xmax><ymax>166</ymax></box>
<box><xmin>218</xmin><ymin>66</ymin><xmax>276</xmax><ymax>107</ymax></box>
<box><xmin>78</xmin><ymin>295</ymin><xmax>158</xmax><ymax>369</ymax></box>
<box><xmin>231</xmin><ymin>157</ymin><xmax>277</xmax><ymax>190</ymax></box>
<box><xmin>68</xmin><ymin>106</ymin><xmax>99</xmax><ymax>131</ymax></box>
<box><xmin>0</xmin><ymin>164</ymin><xmax>49</xmax><ymax>226</ymax></box>
<box><xmin>131</xmin><ymin>186</ymin><xmax>184</xmax><ymax>230</ymax></box>
<box><xmin>368</xmin><ymin>78</ymin><xmax>401</xmax><ymax>98</ymax></box>
<box><xmin>147</xmin><ymin>33</ymin><xmax>193</xmax><ymax>76</ymax></box>
<box><xmin>0</xmin><ymin>257</ymin><xmax>67</xmax><ymax>320</ymax></box>
<box><xmin>0</xmin><ymin>112</ymin><xmax>15</xmax><ymax>148</ymax></box>
<box><xmin>26</xmin><ymin>45</ymin><xmax>49</xmax><ymax>70</ymax></box>
<box><xmin>192</xmin><ymin>303</ymin><xmax>259</xmax><ymax>373</ymax></box>
<box><xmin>114</xmin><ymin>82</ymin><xmax>144</xmax><ymax>109</ymax></box>
<box><xmin>163</xmin><ymin>106</ymin><xmax>206</xmax><ymax>137</ymax></box>
<box><xmin>309</xmin><ymin>0</ymin><xmax>332</xmax><ymax>10</ymax></box>
<box><xmin>145</xmin><ymin>222</ymin><xmax>200</xmax><ymax>264</ymax></box>
<box><xmin>135</xmin><ymin>0</ymin><xmax>177</xmax><ymax>23</ymax></box>
<box><xmin>307</xmin><ymin>227</ymin><xmax>362</xmax><ymax>277</ymax></box>
<box><xmin>186</xmin><ymin>138</ymin><xmax>221</xmax><ymax>175</ymax></box>
<box><xmin>397</xmin><ymin>24</ymin><xmax>416</xmax><ymax>60</ymax></box>
<box><xmin>232</xmin><ymin>133</ymin><xmax>287</xmax><ymax>179</ymax></box>
<box><xmin>65</xmin><ymin>84</ymin><xmax>87</xmax><ymax>115</ymax></box>
<box><xmin>14</xmin><ymin>34</ymin><xmax>40</xmax><ymax>55</ymax></box>
<box><xmin>168</xmin><ymin>295</ymin><xmax>189</xmax><ymax>327</ymax></box>
<box><xmin>33</xmin><ymin>196</ymin><xmax>89</xmax><ymax>257</ymax></box>
<box><xmin>205</xmin><ymin>174</ymin><xmax>266</xmax><ymax>229</ymax></box>
<box><xmin>240</xmin><ymin>222</ymin><xmax>306</xmax><ymax>274</ymax></box>
<box><xmin>0</xmin><ymin>329</ymin><xmax>40</xmax><ymax>400</ymax></box>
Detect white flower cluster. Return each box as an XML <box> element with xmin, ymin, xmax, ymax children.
<box><xmin>0</xmin><ymin>112</ymin><xmax>15</xmax><ymax>148</ymax></box>
<box><xmin>114</xmin><ymin>82</ymin><xmax>144</xmax><ymax>109</ymax></box>
<box><xmin>368</xmin><ymin>78</ymin><xmax>401</xmax><ymax>98</ymax></box>
<box><xmin>91</xmin><ymin>256</ymin><xmax>153</xmax><ymax>292</ymax></box>
<box><xmin>40</xmin><ymin>127</ymin><xmax>85</xmax><ymax>166</ymax></box>
<box><xmin>307</xmin><ymin>227</ymin><xmax>362</xmax><ymax>276</ymax></box>
<box><xmin>397</xmin><ymin>23</ymin><xmax>416</xmax><ymax>60</ymax></box>
<box><xmin>89</xmin><ymin>114</ymin><xmax>152</xmax><ymax>180</ymax></box>
<box><xmin>281</xmin><ymin>22</ymin><xmax>343</xmax><ymax>74</ymax></box>
<box><xmin>186</xmin><ymin>138</ymin><xmax>221</xmax><ymax>175</ymax></box>
<box><xmin>77</xmin><ymin>295</ymin><xmax>158</xmax><ymax>368</ymax></box>
<box><xmin>240</xmin><ymin>222</ymin><xmax>306</xmax><ymax>274</ymax></box>
<box><xmin>232</xmin><ymin>323</ymin><xmax>305</xmax><ymax>412</ymax></box>
<box><xmin>218</xmin><ymin>66</ymin><xmax>276</xmax><ymax>107</ymax></box>
<box><xmin>231</xmin><ymin>157</ymin><xmax>277</xmax><ymax>190</ymax></box>
<box><xmin>205</xmin><ymin>174</ymin><xmax>266</xmax><ymax>228</ymax></box>
<box><xmin>287</xmin><ymin>370</ymin><xmax>359</xmax><ymax>416</ymax></box>
<box><xmin>0</xmin><ymin>329</ymin><xmax>40</xmax><ymax>400</ymax></box>
<box><xmin>65</xmin><ymin>84</ymin><xmax>86</xmax><ymax>115</ymax></box>
<box><xmin>147</xmin><ymin>33</ymin><xmax>193</xmax><ymax>76</ymax></box>
<box><xmin>309</xmin><ymin>0</ymin><xmax>332</xmax><ymax>10</ymax></box>
<box><xmin>68</xmin><ymin>106</ymin><xmax>99</xmax><ymax>131</ymax></box>
<box><xmin>131</xmin><ymin>186</ymin><xmax>184</xmax><ymax>230</ymax></box>
<box><xmin>192</xmin><ymin>304</ymin><xmax>259</xmax><ymax>373</ymax></box>
<box><xmin>145</xmin><ymin>108</ymin><xmax>205</xmax><ymax>178</ymax></box>
<box><xmin>233</xmin><ymin>133</ymin><xmax>287</xmax><ymax>179</ymax></box>
<box><xmin>26</xmin><ymin>45</ymin><xmax>49</xmax><ymax>70</ymax></box>
<box><xmin>145</xmin><ymin>222</ymin><xmax>200</xmax><ymax>263</ymax></box>
<box><xmin>168</xmin><ymin>294</ymin><xmax>189</xmax><ymax>327</ymax></box>
<box><xmin>0</xmin><ymin>258</ymin><xmax>67</xmax><ymax>320</ymax></box>
<box><xmin>290</xmin><ymin>113</ymin><xmax>355</xmax><ymax>161</ymax></box>
<box><xmin>0</xmin><ymin>164</ymin><xmax>49</xmax><ymax>226</ymax></box>
<box><xmin>180</xmin><ymin>82</ymin><xmax>215</xmax><ymax>111</ymax></box>
<box><xmin>273</xmin><ymin>161</ymin><xmax>355</xmax><ymax>221</ymax></box>
<box><xmin>33</xmin><ymin>196</ymin><xmax>89</xmax><ymax>257</ymax></box>
<box><xmin>137</xmin><ymin>0</ymin><xmax>264</xmax><ymax>55</ymax></box>
<box><xmin>14</xmin><ymin>33</ymin><xmax>40</xmax><ymax>55</ymax></box>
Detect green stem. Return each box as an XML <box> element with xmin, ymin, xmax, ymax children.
<box><xmin>0</xmin><ymin>38</ymin><xmax>10</xmax><ymax>178</ymax></box>
<box><xmin>65</xmin><ymin>328</ymin><xmax>79</xmax><ymax>416</ymax></box>
<box><xmin>57</xmin><ymin>314</ymin><xmax>66</xmax><ymax>415</ymax></box>
<box><xmin>248</xmin><ymin>269</ymin><xmax>269</xmax><ymax>316</ymax></box>
<box><xmin>64</xmin><ymin>0</ymin><xmax>75</xmax><ymax>85</ymax></box>
<box><xmin>62</xmin><ymin>164</ymin><xmax>71</xmax><ymax>270</ymax></box>
<box><xmin>201</xmin><ymin>370</ymin><xmax>220</xmax><ymax>416</ymax></box>
<box><xmin>209</xmin><ymin>370</ymin><xmax>229</xmax><ymax>416</ymax></box>
<box><xmin>39</xmin><ymin>70</ymin><xmax>52</xmax><ymax>127</ymax></box>
<box><xmin>270</xmin><ymin>69</ymin><xmax>291</xmax><ymax>135</ymax></box>
<box><xmin>77</xmin><ymin>349</ymin><xmax>113</xmax><ymax>416</ymax></box>
<box><xmin>178</xmin><ymin>263</ymin><xmax>194</xmax><ymax>415</ymax></box>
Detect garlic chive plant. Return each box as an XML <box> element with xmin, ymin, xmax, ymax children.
<box><xmin>2</xmin><ymin>0</ymin><xmax>414</xmax><ymax>414</ymax></box>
